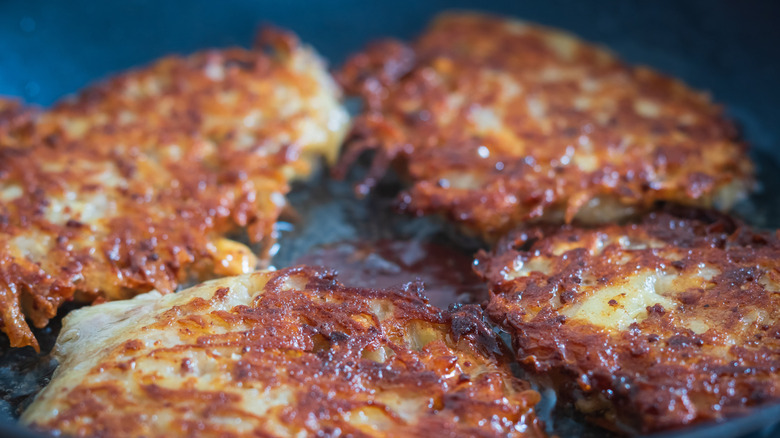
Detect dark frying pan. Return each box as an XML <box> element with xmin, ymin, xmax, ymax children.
<box><xmin>1</xmin><ymin>1</ymin><xmax>779</xmax><ymax>437</ymax></box>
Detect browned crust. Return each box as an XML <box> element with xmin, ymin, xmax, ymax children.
<box><xmin>477</xmin><ymin>208</ymin><xmax>780</xmax><ymax>433</ymax></box>
<box><xmin>0</xmin><ymin>98</ymin><xmax>37</xmax><ymax>148</ymax></box>
<box><xmin>0</xmin><ymin>28</ymin><xmax>346</xmax><ymax>350</ymax></box>
<box><xmin>337</xmin><ymin>12</ymin><xmax>753</xmax><ymax>240</ymax></box>
<box><xmin>25</xmin><ymin>267</ymin><xmax>545</xmax><ymax>437</ymax></box>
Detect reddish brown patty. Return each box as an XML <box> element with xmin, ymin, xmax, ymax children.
<box><xmin>477</xmin><ymin>209</ymin><xmax>780</xmax><ymax>433</ymax></box>
<box><xmin>338</xmin><ymin>12</ymin><xmax>753</xmax><ymax>240</ymax></box>
<box><xmin>22</xmin><ymin>267</ymin><xmax>545</xmax><ymax>437</ymax></box>
<box><xmin>0</xmin><ymin>28</ymin><xmax>348</xmax><ymax>350</ymax></box>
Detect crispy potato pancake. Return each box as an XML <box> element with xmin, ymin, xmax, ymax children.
<box><xmin>21</xmin><ymin>267</ymin><xmax>544</xmax><ymax>437</ymax></box>
<box><xmin>0</xmin><ymin>28</ymin><xmax>350</xmax><ymax>350</ymax></box>
<box><xmin>476</xmin><ymin>209</ymin><xmax>780</xmax><ymax>433</ymax></box>
<box><xmin>338</xmin><ymin>12</ymin><xmax>753</xmax><ymax>240</ymax></box>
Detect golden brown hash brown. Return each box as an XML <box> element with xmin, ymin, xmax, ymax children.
<box><xmin>476</xmin><ymin>208</ymin><xmax>780</xmax><ymax>433</ymax></box>
<box><xmin>0</xmin><ymin>28</ymin><xmax>349</xmax><ymax>350</ymax></box>
<box><xmin>338</xmin><ymin>12</ymin><xmax>753</xmax><ymax>240</ymax></box>
<box><xmin>22</xmin><ymin>267</ymin><xmax>545</xmax><ymax>438</ymax></box>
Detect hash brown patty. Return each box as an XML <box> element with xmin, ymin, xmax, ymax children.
<box><xmin>0</xmin><ymin>28</ymin><xmax>349</xmax><ymax>350</ymax></box>
<box><xmin>22</xmin><ymin>267</ymin><xmax>545</xmax><ymax>438</ymax></box>
<box><xmin>339</xmin><ymin>12</ymin><xmax>753</xmax><ymax>240</ymax></box>
<box><xmin>477</xmin><ymin>208</ymin><xmax>780</xmax><ymax>433</ymax></box>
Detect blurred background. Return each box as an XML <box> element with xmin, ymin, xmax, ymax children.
<box><xmin>0</xmin><ymin>0</ymin><xmax>778</xmax><ymax>159</ymax></box>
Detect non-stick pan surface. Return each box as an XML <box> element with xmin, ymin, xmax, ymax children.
<box><xmin>1</xmin><ymin>1</ymin><xmax>779</xmax><ymax>437</ymax></box>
